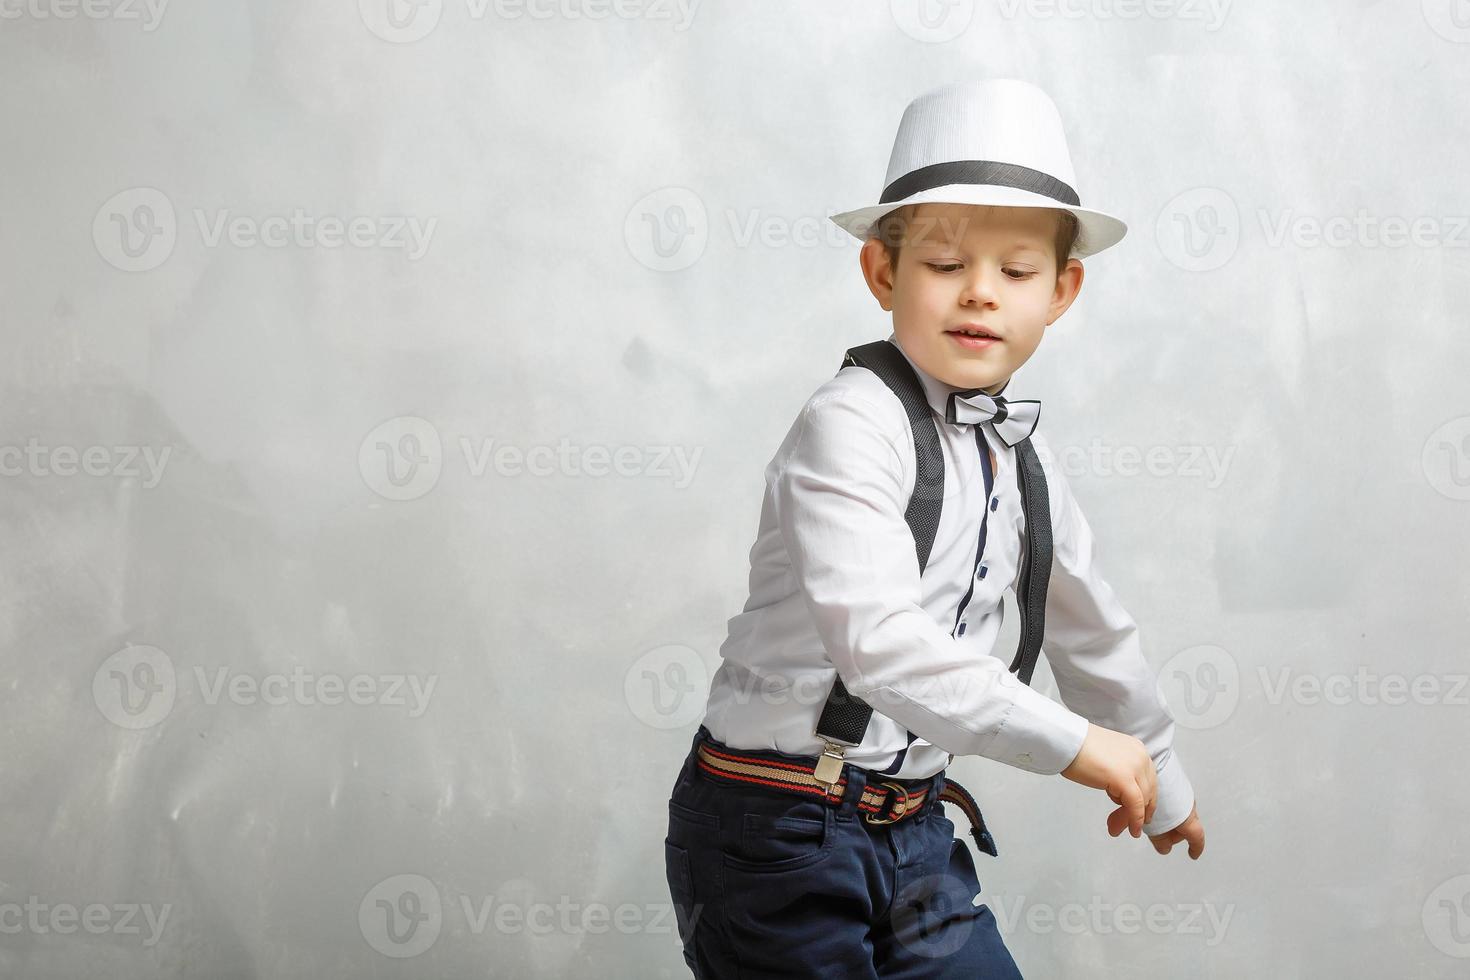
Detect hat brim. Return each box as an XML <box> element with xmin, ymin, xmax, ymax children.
<box><xmin>828</xmin><ymin>184</ymin><xmax>1127</xmax><ymax>259</ymax></box>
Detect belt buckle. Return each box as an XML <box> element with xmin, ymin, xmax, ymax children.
<box><xmin>865</xmin><ymin>781</ymin><xmax>913</xmax><ymax>825</ymax></box>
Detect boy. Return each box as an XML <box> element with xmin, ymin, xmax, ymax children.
<box><xmin>662</xmin><ymin>79</ymin><xmax>1205</xmax><ymax>978</ymax></box>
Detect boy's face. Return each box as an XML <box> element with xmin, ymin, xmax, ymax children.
<box><xmin>859</xmin><ymin>203</ymin><xmax>1084</xmax><ymax>395</ymax></box>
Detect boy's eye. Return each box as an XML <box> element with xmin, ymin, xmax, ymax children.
<box><xmin>925</xmin><ymin>263</ymin><xmax>1035</xmax><ymax>279</ymax></box>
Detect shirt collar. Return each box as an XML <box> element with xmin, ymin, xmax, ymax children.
<box><xmin>884</xmin><ymin>331</ymin><xmax>1011</xmax><ymax>423</ymax></box>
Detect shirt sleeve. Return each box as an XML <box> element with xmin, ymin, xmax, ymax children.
<box><xmin>1034</xmin><ymin>436</ymin><xmax>1198</xmax><ymax>836</ymax></box>
<box><xmin>768</xmin><ymin>388</ymin><xmax>1092</xmax><ymax>776</ymax></box>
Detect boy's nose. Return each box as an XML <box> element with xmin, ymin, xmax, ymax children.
<box><xmin>957</xmin><ymin>268</ymin><xmax>1001</xmax><ymax>306</ymax></box>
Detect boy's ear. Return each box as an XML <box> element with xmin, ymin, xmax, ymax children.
<box><xmin>1048</xmin><ymin>256</ymin><xmax>1084</xmax><ymax>325</ymax></box>
<box><xmin>859</xmin><ymin>238</ymin><xmax>895</xmax><ymax>312</ymax></box>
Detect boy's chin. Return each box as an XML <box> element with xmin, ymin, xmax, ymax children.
<box><xmin>941</xmin><ymin>365</ymin><xmax>1009</xmax><ymax>392</ymax></box>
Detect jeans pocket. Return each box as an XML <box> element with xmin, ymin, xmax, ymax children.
<box><xmin>663</xmin><ymin>838</ymin><xmax>701</xmax><ymax>969</ymax></box>
<box><xmin>949</xmin><ymin>836</ymin><xmax>982</xmax><ymax>896</ymax></box>
<box><xmin>669</xmin><ymin>799</ymin><xmax>720</xmax><ymax>836</ymax></box>
<box><xmin>936</xmin><ymin>811</ymin><xmax>957</xmax><ymax>841</ymax></box>
<box><xmin>722</xmin><ymin>806</ymin><xmax>835</xmax><ymax>873</ymax></box>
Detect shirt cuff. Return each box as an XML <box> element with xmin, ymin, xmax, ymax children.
<box><xmin>983</xmin><ymin>678</ymin><xmax>1091</xmax><ymax>775</ymax></box>
<box><xmin>1142</xmin><ymin>749</ymin><xmax>1196</xmax><ymax>837</ymax></box>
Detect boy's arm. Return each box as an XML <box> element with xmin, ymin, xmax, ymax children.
<box><xmin>769</xmin><ymin>389</ymin><xmax>1091</xmax><ymax>776</ymax></box>
<box><xmin>1034</xmin><ymin>435</ymin><xmax>1197</xmax><ymax>837</ymax></box>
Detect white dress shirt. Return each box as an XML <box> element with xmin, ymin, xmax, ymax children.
<box><xmin>702</xmin><ymin>333</ymin><xmax>1196</xmax><ymax>836</ymax></box>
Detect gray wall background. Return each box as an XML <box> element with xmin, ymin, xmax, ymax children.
<box><xmin>3</xmin><ymin>1</ymin><xmax>1469</xmax><ymax>977</ymax></box>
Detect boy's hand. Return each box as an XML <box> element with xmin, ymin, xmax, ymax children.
<box><xmin>1148</xmin><ymin>804</ymin><xmax>1205</xmax><ymax>860</ymax></box>
<box><xmin>1059</xmin><ymin>723</ymin><xmax>1159</xmax><ymax>839</ymax></box>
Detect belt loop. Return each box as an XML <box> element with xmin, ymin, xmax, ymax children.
<box><xmin>677</xmin><ymin>727</ymin><xmax>704</xmax><ymax>790</ymax></box>
<box><xmin>909</xmin><ymin>774</ymin><xmax>933</xmax><ymax>822</ymax></box>
<box><xmin>688</xmin><ymin>726</ymin><xmax>716</xmax><ymax>783</ymax></box>
<box><xmin>837</xmin><ymin>763</ymin><xmax>869</xmax><ymax>821</ymax></box>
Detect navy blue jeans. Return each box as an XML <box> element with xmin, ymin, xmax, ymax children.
<box><xmin>663</xmin><ymin>726</ymin><xmax>1024</xmax><ymax>978</ymax></box>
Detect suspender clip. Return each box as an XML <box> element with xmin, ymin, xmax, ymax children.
<box><xmin>814</xmin><ymin>740</ymin><xmax>848</xmax><ymax>793</ymax></box>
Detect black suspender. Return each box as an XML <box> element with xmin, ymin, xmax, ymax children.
<box><xmin>1010</xmin><ymin>437</ymin><xmax>1053</xmax><ymax>685</ymax></box>
<box><xmin>811</xmin><ymin>340</ymin><xmax>1054</xmax><ymax>789</ymax></box>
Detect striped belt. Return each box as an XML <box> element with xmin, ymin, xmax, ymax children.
<box><xmin>695</xmin><ymin>739</ymin><xmax>998</xmax><ymax>857</ymax></box>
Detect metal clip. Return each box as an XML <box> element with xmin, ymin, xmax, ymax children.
<box><xmin>813</xmin><ymin>740</ymin><xmax>847</xmax><ymax>793</ymax></box>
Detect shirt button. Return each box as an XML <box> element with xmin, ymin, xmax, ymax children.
<box><xmin>990</xmin><ymin>497</ymin><xmax>999</xmax><ymax>511</ymax></box>
<box><xmin>1016</xmin><ymin>752</ymin><xmax>1033</xmax><ymax>766</ymax></box>
<box><xmin>978</xmin><ymin>566</ymin><xmax>988</xmax><ymax>579</ymax></box>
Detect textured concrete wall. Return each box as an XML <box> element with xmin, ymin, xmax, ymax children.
<box><xmin>2</xmin><ymin>1</ymin><xmax>1468</xmax><ymax>976</ymax></box>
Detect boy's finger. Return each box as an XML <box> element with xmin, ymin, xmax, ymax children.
<box><xmin>1138</xmin><ymin>764</ymin><xmax>1158</xmax><ymax>819</ymax></box>
<box><xmin>1135</xmin><ymin>778</ymin><xmax>1150</xmax><ymax>837</ymax></box>
<box><xmin>1121</xmin><ymin>781</ymin><xmax>1145</xmax><ymax>837</ymax></box>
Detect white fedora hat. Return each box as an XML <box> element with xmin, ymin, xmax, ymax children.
<box><xmin>829</xmin><ymin>79</ymin><xmax>1127</xmax><ymax>260</ymax></box>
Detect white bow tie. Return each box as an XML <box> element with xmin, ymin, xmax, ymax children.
<box><xmin>943</xmin><ymin>387</ymin><xmax>1042</xmax><ymax>447</ymax></box>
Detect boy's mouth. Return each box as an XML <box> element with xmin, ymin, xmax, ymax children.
<box><xmin>945</xmin><ymin>325</ymin><xmax>1002</xmax><ymax>348</ymax></box>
